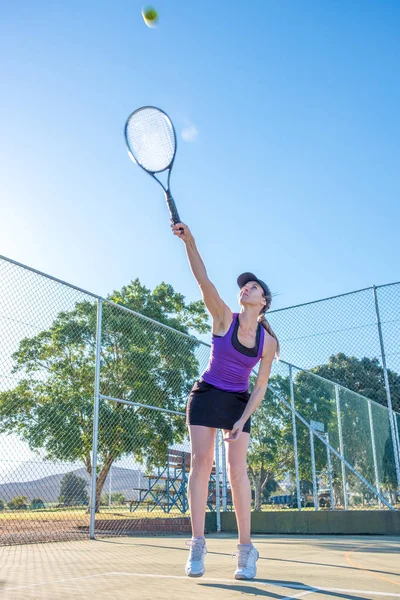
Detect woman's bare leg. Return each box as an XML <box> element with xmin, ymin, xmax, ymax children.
<box><xmin>224</xmin><ymin>431</ymin><xmax>251</xmax><ymax>544</ymax></box>
<box><xmin>188</xmin><ymin>425</ymin><xmax>216</xmax><ymax>537</ymax></box>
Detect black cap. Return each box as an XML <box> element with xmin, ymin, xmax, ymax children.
<box><xmin>237</xmin><ymin>272</ymin><xmax>271</xmax><ymax>300</ymax></box>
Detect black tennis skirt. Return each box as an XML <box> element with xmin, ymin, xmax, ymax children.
<box><xmin>186</xmin><ymin>379</ymin><xmax>251</xmax><ymax>434</ymax></box>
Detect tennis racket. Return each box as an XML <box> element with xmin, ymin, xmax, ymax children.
<box><xmin>124</xmin><ymin>106</ymin><xmax>181</xmax><ymax>225</ymax></box>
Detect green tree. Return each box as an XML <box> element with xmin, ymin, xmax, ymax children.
<box><xmin>313</xmin><ymin>353</ymin><xmax>400</xmax><ymax>412</ymax></box>
<box><xmin>247</xmin><ymin>378</ymin><xmax>294</xmax><ymax>511</ymax></box>
<box><xmin>0</xmin><ymin>279</ymin><xmax>210</xmax><ymax>511</ymax></box>
<box><xmin>7</xmin><ymin>496</ymin><xmax>28</xmax><ymax>510</ymax></box>
<box><xmin>267</xmin><ymin>371</ymin><xmax>336</xmax><ymax>485</ymax></box>
<box><xmin>100</xmin><ymin>492</ymin><xmax>126</xmax><ymax>506</ymax></box>
<box><xmin>0</xmin><ymin>499</ymin><xmax>4</xmax><ymax>511</ymax></box>
<box><xmin>311</xmin><ymin>353</ymin><xmax>400</xmax><ymax>496</ymax></box>
<box><xmin>247</xmin><ymin>369</ymin><xmax>336</xmax><ymax>510</ymax></box>
<box><xmin>381</xmin><ymin>437</ymin><xmax>398</xmax><ymax>503</ymax></box>
<box><xmin>31</xmin><ymin>498</ymin><xmax>45</xmax><ymax>509</ymax></box>
<box><xmin>59</xmin><ymin>473</ymin><xmax>89</xmax><ymax>505</ymax></box>
<box><xmin>262</xmin><ymin>478</ymin><xmax>280</xmax><ymax>502</ymax></box>
<box><xmin>267</xmin><ymin>354</ymin><xmax>399</xmax><ymax>505</ymax></box>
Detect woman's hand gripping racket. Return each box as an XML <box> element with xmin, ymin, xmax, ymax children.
<box><xmin>124</xmin><ymin>106</ymin><xmax>181</xmax><ymax>226</ymax></box>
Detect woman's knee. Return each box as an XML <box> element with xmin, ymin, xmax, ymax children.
<box><xmin>227</xmin><ymin>462</ymin><xmax>248</xmax><ymax>485</ymax></box>
<box><xmin>191</xmin><ymin>450</ymin><xmax>214</xmax><ymax>474</ymax></box>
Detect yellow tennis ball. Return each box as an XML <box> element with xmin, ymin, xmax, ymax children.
<box><xmin>142</xmin><ymin>6</ymin><xmax>159</xmax><ymax>28</ymax></box>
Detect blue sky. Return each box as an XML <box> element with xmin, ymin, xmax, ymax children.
<box><xmin>1</xmin><ymin>0</ymin><xmax>399</xmax><ymax>314</ymax></box>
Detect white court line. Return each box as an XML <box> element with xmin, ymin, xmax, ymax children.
<box><xmin>111</xmin><ymin>572</ymin><xmax>400</xmax><ymax>598</ymax></box>
<box><xmin>0</xmin><ymin>573</ymin><xmax>115</xmax><ymax>592</ymax></box>
<box><xmin>2</xmin><ymin>571</ymin><xmax>400</xmax><ymax>598</ymax></box>
<box><xmin>281</xmin><ymin>591</ymin><xmax>315</xmax><ymax>600</ymax></box>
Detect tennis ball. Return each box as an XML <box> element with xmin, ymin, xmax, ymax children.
<box><xmin>142</xmin><ymin>6</ymin><xmax>159</xmax><ymax>28</ymax></box>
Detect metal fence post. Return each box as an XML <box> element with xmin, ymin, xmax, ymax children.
<box><xmin>309</xmin><ymin>429</ymin><xmax>318</xmax><ymax>511</ymax></box>
<box><xmin>326</xmin><ymin>433</ymin><xmax>335</xmax><ymax>510</ymax></box>
<box><xmin>394</xmin><ymin>413</ymin><xmax>400</xmax><ymax>468</ymax></box>
<box><xmin>271</xmin><ymin>382</ymin><xmax>394</xmax><ymax>510</ymax></box>
<box><xmin>335</xmin><ymin>384</ymin><xmax>348</xmax><ymax>510</ymax></box>
<box><xmin>367</xmin><ymin>399</ymin><xmax>382</xmax><ymax>510</ymax></box>
<box><xmin>221</xmin><ymin>434</ymin><xmax>227</xmax><ymax>512</ymax></box>
<box><xmin>289</xmin><ymin>365</ymin><xmax>302</xmax><ymax>511</ymax></box>
<box><xmin>372</xmin><ymin>286</ymin><xmax>400</xmax><ymax>489</ymax></box>
<box><xmin>108</xmin><ymin>465</ymin><xmax>112</xmax><ymax>509</ymax></box>
<box><xmin>89</xmin><ymin>298</ymin><xmax>102</xmax><ymax>540</ymax></box>
<box><xmin>215</xmin><ymin>430</ymin><xmax>221</xmax><ymax>532</ymax></box>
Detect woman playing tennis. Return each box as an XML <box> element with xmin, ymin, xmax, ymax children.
<box><xmin>172</xmin><ymin>222</ymin><xmax>279</xmax><ymax>580</ymax></box>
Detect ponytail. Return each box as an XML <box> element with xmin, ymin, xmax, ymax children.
<box><xmin>258</xmin><ymin>315</ymin><xmax>280</xmax><ymax>360</ymax></box>
<box><xmin>258</xmin><ymin>291</ymin><xmax>280</xmax><ymax>360</ymax></box>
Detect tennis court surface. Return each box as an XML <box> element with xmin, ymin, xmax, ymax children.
<box><xmin>1</xmin><ymin>534</ymin><xmax>400</xmax><ymax>599</ymax></box>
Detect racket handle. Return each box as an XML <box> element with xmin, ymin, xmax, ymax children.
<box><xmin>165</xmin><ymin>190</ymin><xmax>181</xmax><ymax>225</ymax></box>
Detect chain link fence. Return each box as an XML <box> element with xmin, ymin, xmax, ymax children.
<box><xmin>93</xmin><ymin>300</ymin><xmax>211</xmax><ymax>538</ymax></box>
<box><xmin>268</xmin><ymin>361</ymin><xmax>399</xmax><ymax>510</ymax></box>
<box><xmin>0</xmin><ymin>256</ymin><xmax>99</xmax><ymax>544</ymax></box>
<box><xmin>268</xmin><ymin>284</ymin><xmax>400</xmax><ymax>406</ymax></box>
<box><xmin>0</xmin><ymin>255</ymin><xmax>212</xmax><ymax>545</ymax></box>
<box><xmin>0</xmin><ymin>254</ymin><xmax>398</xmax><ymax>546</ymax></box>
<box><xmin>268</xmin><ymin>283</ymin><xmax>400</xmax><ymax>492</ymax></box>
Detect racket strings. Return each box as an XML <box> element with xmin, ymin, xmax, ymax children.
<box><xmin>126</xmin><ymin>108</ymin><xmax>175</xmax><ymax>173</ymax></box>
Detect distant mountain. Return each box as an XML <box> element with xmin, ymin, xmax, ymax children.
<box><xmin>2</xmin><ymin>460</ymin><xmax>83</xmax><ymax>484</ymax></box>
<box><xmin>0</xmin><ymin>466</ymin><xmax>147</xmax><ymax>503</ymax></box>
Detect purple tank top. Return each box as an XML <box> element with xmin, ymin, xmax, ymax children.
<box><xmin>201</xmin><ymin>313</ymin><xmax>265</xmax><ymax>393</ymax></box>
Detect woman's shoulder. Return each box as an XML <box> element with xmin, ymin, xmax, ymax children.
<box><xmin>261</xmin><ymin>329</ymin><xmax>277</xmax><ymax>357</ymax></box>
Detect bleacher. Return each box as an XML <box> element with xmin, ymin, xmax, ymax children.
<box><xmin>129</xmin><ymin>448</ymin><xmax>233</xmax><ymax>513</ymax></box>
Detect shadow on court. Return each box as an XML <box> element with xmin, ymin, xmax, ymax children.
<box><xmin>199</xmin><ymin>582</ymin><xmax>371</xmax><ymax>600</ymax></box>
<box><xmin>199</xmin><ymin>583</ymin><xmax>302</xmax><ymax>598</ymax></box>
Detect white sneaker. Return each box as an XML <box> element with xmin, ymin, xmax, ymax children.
<box><xmin>185</xmin><ymin>537</ymin><xmax>207</xmax><ymax>577</ymax></box>
<box><xmin>233</xmin><ymin>544</ymin><xmax>259</xmax><ymax>580</ymax></box>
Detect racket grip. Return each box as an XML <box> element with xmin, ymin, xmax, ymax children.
<box><xmin>165</xmin><ymin>190</ymin><xmax>181</xmax><ymax>225</ymax></box>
